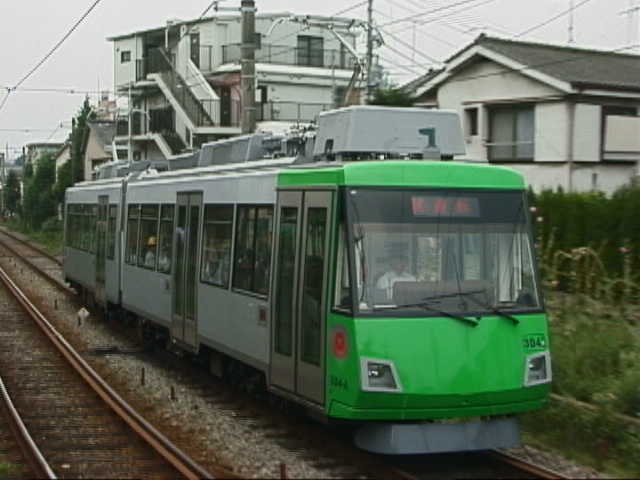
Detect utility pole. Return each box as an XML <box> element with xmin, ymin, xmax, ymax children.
<box><xmin>241</xmin><ymin>0</ymin><xmax>257</xmax><ymax>133</ymax></box>
<box><xmin>365</xmin><ymin>0</ymin><xmax>374</xmax><ymax>103</ymax></box>
<box><xmin>71</xmin><ymin>118</ymin><xmax>76</xmax><ymax>187</ymax></box>
<box><xmin>1</xmin><ymin>144</ymin><xmax>6</xmax><ymax>216</ymax></box>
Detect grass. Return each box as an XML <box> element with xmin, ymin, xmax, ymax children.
<box><xmin>520</xmin><ymin>290</ymin><xmax>640</xmax><ymax>478</ymax></box>
<box><xmin>0</xmin><ymin>462</ymin><xmax>18</xmax><ymax>473</ymax></box>
<box><xmin>0</xmin><ymin>219</ymin><xmax>63</xmax><ymax>257</ymax></box>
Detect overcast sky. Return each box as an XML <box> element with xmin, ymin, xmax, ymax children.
<box><xmin>0</xmin><ymin>0</ymin><xmax>637</xmax><ymax>161</ymax></box>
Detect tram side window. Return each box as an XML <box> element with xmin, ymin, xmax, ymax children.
<box><xmin>201</xmin><ymin>205</ymin><xmax>233</xmax><ymax>287</ymax></box>
<box><xmin>232</xmin><ymin>205</ymin><xmax>274</xmax><ymax>296</ymax></box>
<box><xmin>138</xmin><ymin>205</ymin><xmax>159</xmax><ymax>270</ymax></box>
<box><xmin>65</xmin><ymin>204</ymin><xmax>76</xmax><ymax>247</ymax></box>
<box><xmin>81</xmin><ymin>205</ymin><xmax>92</xmax><ymax>251</ymax></box>
<box><xmin>89</xmin><ymin>204</ymin><xmax>98</xmax><ymax>254</ymax></box>
<box><xmin>107</xmin><ymin>205</ymin><xmax>117</xmax><ymax>260</ymax></box>
<box><xmin>157</xmin><ymin>205</ymin><xmax>174</xmax><ymax>274</ymax></box>
<box><xmin>125</xmin><ymin>205</ymin><xmax>140</xmax><ymax>265</ymax></box>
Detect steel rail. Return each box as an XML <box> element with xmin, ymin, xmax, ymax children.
<box><xmin>0</xmin><ymin>227</ymin><xmax>62</xmax><ymax>265</ymax></box>
<box><xmin>0</xmin><ymin>265</ymin><xmax>214</xmax><ymax>480</ymax></box>
<box><xmin>0</xmin><ymin>374</ymin><xmax>56</xmax><ymax>479</ymax></box>
<box><xmin>0</xmin><ymin>231</ymin><xmax>74</xmax><ymax>294</ymax></box>
<box><xmin>486</xmin><ymin>450</ymin><xmax>568</xmax><ymax>479</ymax></box>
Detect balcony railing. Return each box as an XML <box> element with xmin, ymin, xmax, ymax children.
<box><xmin>136</xmin><ymin>48</ymin><xmax>177</xmax><ymax>81</ymax></box>
<box><xmin>116</xmin><ymin>99</ymin><xmax>332</xmax><ymax>135</ymax></box>
<box><xmin>222</xmin><ymin>44</ymin><xmax>357</xmax><ymax>70</ymax></box>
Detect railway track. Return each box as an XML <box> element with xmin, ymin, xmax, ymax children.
<box><xmin>0</xmin><ymin>228</ymin><xmax>569</xmax><ymax>479</ymax></box>
<box><xmin>0</xmin><ymin>263</ymin><xmax>214</xmax><ymax>478</ymax></box>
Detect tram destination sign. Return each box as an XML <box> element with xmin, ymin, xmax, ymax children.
<box><xmin>410</xmin><ymin>196</ymin><xmax>481</xmax><ymax>218</ymax></box>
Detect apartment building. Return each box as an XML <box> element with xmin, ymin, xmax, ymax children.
<box><xmin>108</xmin><ymin>13</ymin><xmax>360</xmax><ymax>161</ymax></box>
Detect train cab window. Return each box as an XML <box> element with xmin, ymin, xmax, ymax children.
<box><xmin>232</xmin><ymin>205</ymin><xmax>274</xmax><ymax>296</ymax></box>
<box><xmin>201</xmin><ymin>205</ymin><xmax>233</xmax><ymax>287</ymax></box>
<box><xmin>107</xmin><ymin>205</ymin><xmax>117</xmax><ymax>260</ymax></box>
<box><xmin>157</xmin><ymin>205</ymin><xmax>174</xmax><ymax>274</ymax></box>
<box><xmin>334</xmin><ymin>226</ymin><xmax>352</xmax><ymax>312</ymax></box>
<box><xmin>137</xmin><ymin>205</ymin><xmax>160</xmax><ymax>270</ymax></box>
<box><xmin>125</xmin><ymin>205</ymin><xmax>140</xmax><ymax>265</ymax></box>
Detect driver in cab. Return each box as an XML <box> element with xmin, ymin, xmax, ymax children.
<box><xmin>376</xmin><ymin>253</ymin><xmax>416</xmax><ymax>302</ymax></box>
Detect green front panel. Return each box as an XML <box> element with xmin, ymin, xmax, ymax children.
<box><xmin>325</xmin><ymin>312</ymin><xmax>550</xmax><ymax>420</ymax></box>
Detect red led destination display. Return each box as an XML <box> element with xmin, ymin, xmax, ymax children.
<box><xmin>411</xmin><ymin>196</ymin><xmax>480</xmax><ymax>218</ymax></box>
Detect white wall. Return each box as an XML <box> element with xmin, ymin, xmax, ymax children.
<box><xmin>113</xmin><ymin>36</ymin><xmax>142</xmax><ymax>90</ymax></box>
<box><xmin>438</xmin><ymin>60</ymin><xmax>561</xmax><ymax>161</ymax></box>
<box><xmin>573</xmin><ymin>103</ymin><xmax>601</xmax><ymax>162</ymax></box>
<box><xmin>535</xmin><ymin>102</ymin><xmax>569</xmax><ymax>162</ymax></box>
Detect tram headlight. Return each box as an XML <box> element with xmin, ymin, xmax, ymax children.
<box><xmin>524</xmin><ymin>351</ymin><xmax>552</xmax><ymax>386</ymax></box>
<box><xmin>361</xmin><ymin>358</ymin><xmax>402</xmax><ymax>392</ymax></box>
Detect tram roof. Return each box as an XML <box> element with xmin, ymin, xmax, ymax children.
<box><xmin>278</xmin><ymin>160</ymin><xmax>526</xmax><ymax>190</ymax></box>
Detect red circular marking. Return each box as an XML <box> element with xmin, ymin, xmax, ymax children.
<box><xmin>333</xmin><ymin>329</ymin><xmax>348</xmax><ymax>359</ymax></box>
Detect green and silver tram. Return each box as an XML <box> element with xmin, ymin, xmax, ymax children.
<box><xmin>268</xmin><ymin>109</ymin><xmax>550</xmax><ymax>454</ymax></box>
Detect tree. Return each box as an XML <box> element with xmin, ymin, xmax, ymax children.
<box><xmin>54</xmin><ymin>95</ymin><xmax>95</xmax><ymax>204</ymax></box>
<box><xmin>3</xmin><ymin>170</ymin><xmax>21</xmax><ymax>217</ymax></box>
<box><xmin>22</xmin><ymin>153</ymin><xmax>57</xmax><ymax>230</ymax></box>
<box><xmin>368</xmin><ymin>88</ymin><xmax>415</xmax><ymax>107</ymax></box>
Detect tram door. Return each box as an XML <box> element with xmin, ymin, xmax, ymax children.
<box><xmin>95</xmin><ymin>196</ymin><xmax>108</xmax><ymax>307</ymax></box>
<box><xmin>171</xmin><ymin>192</ymin><xmax>202</xmax><ymax>348</ymax></box>
<box><xmin>270</xmin><ymin>190</ymin><xmax>332</xmax><ymax>405</ymax></box>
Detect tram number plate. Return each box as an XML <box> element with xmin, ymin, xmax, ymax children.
<box><xmin>330</xmin><ymin>375</ymin><xmax>349</xmax><ymax>390</ymax></box>
<box><xmin>523</xmin><ymin>334</ymin><xmax>546</xmax><ymax>350</ymax></box>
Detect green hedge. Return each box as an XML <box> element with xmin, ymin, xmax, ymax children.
<box><xmin>529</xmin><ymin>184</ymin><xmax>640</xmax><ymax>300</ymax></box>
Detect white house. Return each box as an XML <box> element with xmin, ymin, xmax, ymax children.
<box><xmin>108</xmin><ymin>12</ymin><xmax>362</xmax><ymax>161</ymax></box>
<box><xmin>409</xmin><ymin>35</ymin><xmax>640</xmax><ymax>195</ymax></box>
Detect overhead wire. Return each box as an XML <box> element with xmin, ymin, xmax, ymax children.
<box><xmin>516</xmin><ymin>0</ymin><xmax>596</xmax><ymax>37</ymax></box>
<box><xmin>379</xmin><ymin>0</ymin><xmax>501</xmax><ymax>29</ymax></box>
<box><xmin>0</xmin><ymin>0</ymin><xmax>105</xmax><ymax>115</ymax></box>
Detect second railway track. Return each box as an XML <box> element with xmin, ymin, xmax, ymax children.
<box><xmin>0</xmin><ymin>262</ymin><xmax>215</xmax><ymax>478</ymax></box>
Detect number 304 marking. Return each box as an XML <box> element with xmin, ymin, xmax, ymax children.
<box><xmin>523</xmin><ymin>335</ymin><xmax>546</xmax><ymax>349</ymax></box>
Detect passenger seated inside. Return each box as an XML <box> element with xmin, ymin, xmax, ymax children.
<box><xmin>144</xmin><ymin>236</ymin><xmax>157</xmax><ymax>269</ymax></box>
<box><xmin>376</xmin><ymin>253</ymin><xmax>416</xmax><ymax>302</ymax></box>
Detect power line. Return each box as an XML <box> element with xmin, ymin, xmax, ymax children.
<box><xmin>379</xmin><ymin>0</ymin><xmax>500</xmax><ymax>28</ymax></box>
<box><xmin>516</xmin><ymin>0</ymin><xmax>596</xmax><ymax>38</ymax></box>
<box><xmin>0</xmin><ymin>0</ymin><xmax>105</xmax><ymax>115</ymax></box>
<box><xmin>376</xmin><ymin>21</ymin><xmax>441</xmax><ymax>63</ymax></box>
<box><xmin>334</xmin><ymin>0</ymin><xmax>368</xmax><ymax>16</ymax></box>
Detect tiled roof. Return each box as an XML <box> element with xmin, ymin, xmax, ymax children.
<box><xmin>475</xmin><ymin>35</ymin><xmax>640</xmax><ymax>92</ymax></box>
<box><xmin>88</xmin><ymin>121</ymin><xmax>116</xmax><ymax>149</ymax></box>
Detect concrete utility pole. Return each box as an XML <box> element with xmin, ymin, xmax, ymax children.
<box><xmin>241</xmin><ymin>0</ymin><xmax>257</xmax><ymax>133</ymax></box>
<box><xmin>1</xmin><ymin>145</ymin><xmax>6</xmax><ymax>215</ymax></box>
<box><xmin>365</xmin><ymin>0</ymin><xmax>374</xmax><ymax>103</ymax></box>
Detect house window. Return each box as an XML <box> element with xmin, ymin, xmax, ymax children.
<box><xmin>121</xmin><ymin>51</ymin><xmax>131</xmax><ymax>63</ymax></box>
<box><xmin>297</xmin><ymin>35</ymin><xmax>324</xmax><ymax>67</ymax></box>
<box><xmin>254</xmin><ymin>33</ymin><xmax>262</xmax><ymax>49</ymax></box>
<box><xmin>465</xmin><ymin>108</ymin><xmax>478</xmax><ymax>137</ymax></box>
<box><xmin>602</xmin><ymin>106</ymin><xmax>640</xmax><ymax>161</ymax></box>
<box><xmin>488</xmin><ymin>105</ymin><xmax>534</xmax><ymax>161</ymax></box>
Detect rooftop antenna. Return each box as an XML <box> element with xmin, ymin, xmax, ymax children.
<box><xmin>621</xmin><ymin>0</ymin><xmax>640</xmax><ymax>53</ymax></box>
<box><xmin>568</xmin><ymin>0</ymin><xmax>575</xmax><ymax>43</ymax></box>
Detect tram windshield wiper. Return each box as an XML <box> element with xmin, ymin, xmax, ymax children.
<box><xmin>374</xmin><ymin>303</ymin><xmax>479</xmax><ymax>327</ymax></box>
<box><xmin>457</xmin><ymin>291</ymin><xmax>520</xmax><ymax>325</ymax></box>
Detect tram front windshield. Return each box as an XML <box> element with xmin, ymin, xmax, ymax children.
<box><xmin>339</xmin><ymin>188</ymin><xmax>543</xmax><ymax>316</ymax></box>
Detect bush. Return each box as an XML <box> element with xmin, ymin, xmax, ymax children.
<box><xmin>41</xmin><ymin>217</ymin><xmax>62</xmax><ymax>234</ymax></box>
